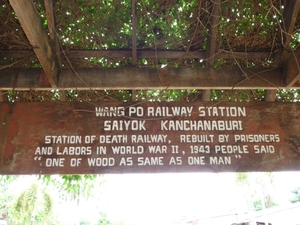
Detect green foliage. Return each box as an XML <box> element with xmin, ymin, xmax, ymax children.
<box><xmin>55</xmin><ymin>0</ymin><xmax>132</xmax><ymax>50</ymax></box>
<box><xmin>0</xmin><ymin>176</ymin><xmax>16</xmax><ymax>222</ymax></box>
<box><xmin>219</xmin><ymin>0</ymin><xmax>283</xmax><ymax>51</ymax></box>
<box><xmin>98</xmin><ymin>212</ymin><xmax>112</xmax><ymax>225</ymax></box>
<box><xmin>13</xmin><ymin>183</ymin><xmax>53</xmax><ymax>225</ymax></box>
<box><xmin>211</xmin><ymin>89</ymin><xmax>265</xmax><ymax>102</ymax></box>
<box><xmin>61</xmin><ymin>175</ymin><xmax>97</xmax><ymax>197</ymax></box>
<box><xmin>137</xmin><ymin>0</ymin><xmax>202</xmax><ymax>50</ymax></box>
<box><xmin>39</xmin><ymin>174</ymin><xmax>99</xmax><ymax>201</ymax></box>
<box><xmin>290</xmin><ymin>187</ymin><xmax>300</xmax><ymax>203</ymax></box>
<box><xmin>253</xmin><ymin>196</ymin><xmax>277</xmax><ymax>211</ymax></box>
<box><xmin>291</xmin><ymin>31</ymin><xmax>300</xmax><ymax>49</ymax></box>
<box><xmin>276</xmin><ymin>89</ymin><xmax>300</xmax><ymax>102</ymax></box>
<box><xmin>7</xmin><ymin>88</ymin><xmax>300</xmax><ymax>103</ymax></box>
<box><xmin>6</xmin><ymin>90</ymin><xmax>60</xmax><ymax>102</ymax></box>
<box><xmin>136</xmin><ymin>89</ymin><xmax>201</xmax><ymax>101</ymax></box>
<box><xmin>235</xmin><ymin>173</ymin><xmax>250</xmax><ymax>185</ymax></box>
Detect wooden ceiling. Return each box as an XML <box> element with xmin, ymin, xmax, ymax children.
<box><xmin>0</xmin><ymin>0</ymin><xmax>299</xmax><ymax>92</ymax></box>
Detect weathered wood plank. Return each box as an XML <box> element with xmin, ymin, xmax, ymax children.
<box><xmin>132</xmin><ymin>0</ymin><xmax>137</xmax><ymax>65</ymax></box>
<box><xmin>44</xmin><ymin>0</ymin><xmax>61</xmax><ymax>66</ymax></box>
<box><xmin>0</xmin><ymin>49</ymin><xmax>35</xmax><ymax>58</ymax></box>
<box><xmin>206</xmin><ymin>0</ymin><xmax>221</xmax><ymax>68</ymax></box>
<box><xmin>0</xmin><ymin>67</ymin><xmax>287</xmax><ymax>90</ymax></box>
<box><xmin>265</xmin><ymin>90</ymin><xmax>277</xmax><ymax>102</ymax></box>
<box><xmin>284</xmin><ymin>48</ymin><xmax>300</xmax><ymax>87</ymax></box>
<box><xmin>1</xmin><ymin>101</ymin><xmax>300</xmax><ymax>174</ymax></box>
<box><xmin>9</xmin><ymin>0</ymin><xmax>58</xmax><ymax>87</ymax></box>
<box><xmin>201</xmin><ymin>90</ymin><xmax>211</xmax><ymax>101</ymax></box>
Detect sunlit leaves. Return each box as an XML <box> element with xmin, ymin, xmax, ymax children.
<box><xmin>210</xmin><ymin>89</ymin><xmax>266</xmax><ymax>102</ymax></box>
<box><xmin>55</xmin><ymin>0</ymin><xmax>132</xmax><ymax>50</ymax></box>
<box><xmin>13</xmin><ymin>183</ymin><xmax>53</xmax><ymax>225</ymax></box>
<box><xmin>138</xmin><ymin>0</ymin><xmax>204</xmax><ymax>50</ymax></box>
<box><xmin>276</xmin><ymin>89</ymin><xmax>300</xmax><ymax>102</ymax></box>
<box><xmin>135</xmin><ymin>89</ymin><xmax>200</xmax><ymax>102</ymax></box>
<box><xmin>219</xmin><ymin>0</ymin><xmax>283</xmax><ymax>52</ymax></box>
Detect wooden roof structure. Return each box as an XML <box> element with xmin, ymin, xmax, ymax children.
<box><xmin>0</xmin><ymin>0</ymin><xmax>299</xmax><ymax>94</ymax></box>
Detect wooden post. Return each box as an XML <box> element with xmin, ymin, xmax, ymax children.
<box><xmin>265</xmin><ymin>90</ymin><xmax>277</xmax><ymax>102</ymax></box>
<box><xmin>201</xmin><ymin>90</ymin><xmax>211</xmax><ymax>101</ymax></box>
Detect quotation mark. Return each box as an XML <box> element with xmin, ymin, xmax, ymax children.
<box><xmin>235</xmin><ymin>155</ymin><xmax>241</xmax><ymax>159</ymax></box>
<box><xmin>34</xmin><ymin>156</ymin><xmax>42</xmax><ymax>161</ymax></box>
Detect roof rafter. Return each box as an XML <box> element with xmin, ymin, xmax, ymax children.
<box><xmin>44</xmin><ymin>0</ymin><xmax>68</xmax><ymax>101</ymax></box>
<box><xmin>132</xmin><ymin>0</ymin><xmax>137</xmax><ymax>65</ymax></box>
<box><xmin>206</xmin><ymin>0</ymin><xmax>221</xmax><ymax>69</ymax></box>
<box><xmin>9</xmin><ymin>0</ymin><xmax>58</xmax><ymax>88</ymax></box>
<box><xmin>44</xmin><ymin>0</ymin><xmax>61</xmax><ymax>66</ymax></box>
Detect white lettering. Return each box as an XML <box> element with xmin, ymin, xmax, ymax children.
<box><xmin>104</xmin><ymin>120</ymin><xmax>146</xmax><ymax>131</ymax></box>
<box><xmin>44</xmin><ymin>135</ymin><xmax>81</xmax><ymax>144</ymax></box>
<box><xmin>161</xmin><ymin>120</ymin><xmax>243</xmax><ymax>131</ymax></box>
<box><xmin>254</xmin><ymin>145</ymin><xmax>275</xmax><ymax>153</ymax></box>
<box><xmin>45</xmin><ymin>158</ymin><xmax>65</xmax><ymax>167</ymax></box>
<box><xmin>56</xmin><ymin>146</ymin><xmax>92</xmax><ymax>155</ymax></box>
<box><xmin>210</xmin><ymin>156</ymin><xmax>231</xmax><ymax>165</ymax></box>
<box><xmin>111</xmin><ymin>146</ymin><xmax>144</xmax><ymax>154</ymax></box>
<box><xmin>148</xmin><ymin>145</ymin><xmax>167</xmax><ymax>154</ymax></box>
<box><xmin>87</xmin><ymin>158</ymin><xmax>115</xmax><ymax>166</ymax></box>
<box><xmin>137</xmin><ymin>157</ymin><xmax>164</xmax><ymax>166</ymax></box>
<box><xmin>188</xmin><ymin>156</ymin><xmax>205</xmax><ymax>165</ymax></box>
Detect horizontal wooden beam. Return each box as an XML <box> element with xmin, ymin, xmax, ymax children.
<box><xmin>0</xmin><ymin>67</ymin><xmax>287</xmax><ymax>90</ymax></box>
<box><xmin>0</xmin><ymin>49</ymin><xmax>273</xmax><ymax>60</ymax></box>
<box><xmin>9</xmin><ymin>0</ymin><xmax>58</xmax><ymax>88</ymax></box>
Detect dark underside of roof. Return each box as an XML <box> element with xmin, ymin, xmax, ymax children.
<box><xmin>0</xmin><ymin>0</ymin><xmax>299</xmax><ymax>101</ymax></box>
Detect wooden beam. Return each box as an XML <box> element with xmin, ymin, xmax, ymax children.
<box><xmin>201</xmin><ymin>90</ymin><xmax>211</xmax><ymax>101</ymax></box>
<box><xmin>44</xmin><ymin>0</ymin><xmax>67</xmax><ymax>101</ymax></box>
<box><xmin>275</xmin><ymin>0</ymin><xmax>300</xmax><ymax>63</ymax></box>
<box><xmin>206</xmin><ymin>0</ymin><xmax>221</xmax><ymax>68</ymax></box>
<box><xmin>0</xmin><ymin>50</ymin><xmax>35</xmax><ymax>58</ymax></box>
<box><xmin>132</xmin><ymin>0</ymin><xmax>137</xmax><ymax>65</ymax></box>
<box><xmin>0</xmin><ymin>67</ymin><xmax>288</xmax><ymax>90</ymax></box>
<box><xmin>265</xmin><ymin>90</ymin><xmax>277</xmax><ymax>102</ymax></box>
<box><xmin>0</xmin><ymin>49</ymin><xmax>273</xmax><ymax>60</ymax></box>
<box><xmin>284</xmin><ymin>48</ymin><xmax>300</xmax><ymax>87</ymax></box>
<box><xmin>44</xmin><ymin>0</ymin><xmax>61</xmax><ymax>65</ymax></box>
<box><xmin>9</xmin><ymin>0</ymin><xmax>58</xmax><ymax>87</ymax></box>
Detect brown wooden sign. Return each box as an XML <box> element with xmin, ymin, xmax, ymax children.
<box><xmin>1</xmin><ymin>101</ymin><xmax>300</xmax><ymax>174</ymax></box>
